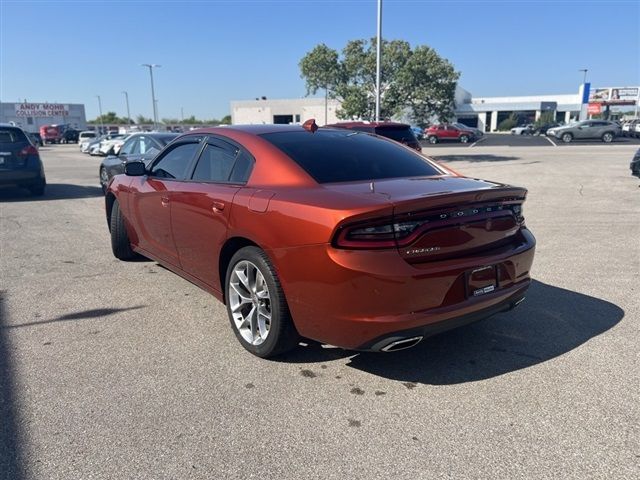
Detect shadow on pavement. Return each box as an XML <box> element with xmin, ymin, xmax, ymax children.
<box><xmin>432</xmin><ymin>154</ymin><xmax>520</xmax><ymax>163</ymax></box>
<box><xmin>0</xmin><ymin>184</ymin><xmax>103</xmax><ymax>202</ymax></box>
<box><xmin>281</xmin><ymin>280</ymin><xmax>623</xmax><ymax>385</ymax></box>
<box><xmin>1</xmin><ymin>306</ymin><xmax>147</xmax><ymax>330</ymax></box>
<box><xmin>0</xmin><ymin>292</ymin><xmax>24</xmax><ymax>480</ymax></box>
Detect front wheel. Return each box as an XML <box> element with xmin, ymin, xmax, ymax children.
<box><xmin>225</xmin><ymin>247</ymin><xmax>299</xmax><ymax>358</ymax></box>
<box><xmin>110</xmin><ymin>199</ymin><xmax>137</xmax><ymax>260</ymax></box>
<box><xmin>601</xmin><ymin>132</ymin><xmax>614</xmax><ymax>143</ymax></box>
<box><xmin>459</xmin><ymin>135</ymin><xmax>469</xmax><ymax>143</ymax></box>
<box><xmin>428</xmin><ymin>136</ymin><xmax>438</xmax><ymax>144</ymax></box>
<box><xmin>561</xmin><ymin>132</ymin><xmax>573</xmax><ymax>143</ymax></box>
<box><xmin>100</xmin><ymin>167</ymin><xmax>109</xmax><ymax>193</ymax></box>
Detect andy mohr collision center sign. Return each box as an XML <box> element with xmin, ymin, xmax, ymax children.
<box><xmin>14</xmin><ymin>103</ymin><xmax>69</xmax><ymax>117</ymax></box>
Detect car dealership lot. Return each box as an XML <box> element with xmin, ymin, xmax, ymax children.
<box><xmin>1</xmin><ymin>144</ymin><xmax>638</xmax><ymax>479</ymax></box>
<box><xmin>421</xmin><ymin>132</ymin><xmax>640</xmax><ymax>148</ymax></box>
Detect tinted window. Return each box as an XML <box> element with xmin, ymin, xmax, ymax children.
<box><xmin>150</xmin><ymin>142</ymin><xmax>200</xmax><ymax>179</ymax></box>
<box><xmin>261</xmin><ymin>130</ymin><xmax>442</xmax><ymax>184</ymax></box>
<box><xmin>229</xmin><ymin>151</ymin><xmax>254</xmax><ymax>183</ymax></box>
<box><xmin>0</xmin><ymin>128</ymin><xmax>28</xmax><ymax>144</ymax></box>
<box><xmin>374</xmin><ymin>127</ymin><xmax>417</xmax><ymax>143</ymax></box>
<box><xmin>192</xmin><ymin>142</ymin><xmax>238</xmax><ymax>182</ymax></box>
<box><xmin>119</xmin><ymin>137</ymin><xmax>139</xmax><ymax>155</ymax></box>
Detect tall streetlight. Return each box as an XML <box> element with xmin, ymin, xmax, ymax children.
<box><xmin>141</xmin><ymin>64</ymin><xmax>161</xmax><ymax>130</ymax></box>
<box><xmin>375</xmin><ymin>0</ymin><xmax>382</xmax><ymax>121</ymax></box>
<box><xmin>96</xmin><ymin>95</ymin><xmax>104</xmax><ymax>135</ymax></box>
<box><xmin>121</xmin><ymin>91</ymin><xmax>131</xmax><ymax>126</ymax></box>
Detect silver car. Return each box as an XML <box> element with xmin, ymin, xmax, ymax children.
<box><xmin>547</xmin><ymin>120</ymin><xmax>621</xmax><ymax>143</ymax></box>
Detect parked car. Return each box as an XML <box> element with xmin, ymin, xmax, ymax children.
<box><xmin>60</xmin><ymin>129</ymin><xmax>80</xmax><ymax>143</ymax></box>
<box><xmin>78</xmin><ymin>131</ymin><xmax>97</xmax><ymax>151</ymax></box>
<box><xmin>510</xmin><ymin>124</ymin><xmax>534</xmax><ymax>135</ymax></box>
<box><xmin>424</xmin><ymin>124</ymin><xmax>476</xmax><ymax>144</ymax></box>
<box><xmin>452</xmin><ymin>122</ymin><xmax>483</xmax><ymax>138</ymax></box>
<box><xmin>326</xmin><ymin>122</ymin><xmax>422</xmax><ymax>151</ymax></box>
<box><xmin>0</xmin><ymin>124</ymin><xmax>46</xmax><ymax>196</ymax></box>
<box><xmin>88</xmin><ymin>133</ymin><xmax>124</xmax><ymax>155</ymax></box>
<box><xmin>531</xmin><ymin>123</ymin><xmax>559</xmax><ymax>136</ymax></box>
<box><xmin>630</xmin><ymin>148</ymin><xmax>640</xmax><ymax>178</ymax></box>
<box><xmin>97</xmin><ymin>134</ymin><xmax>127</xmax><ymax>156</ymax></box>
<box><xmin>28</xmin><ymin>132</ymin><xmax>43</xmax><ymax>147</ymax></box>
<box><xmin>410</xmin><ymin>126</ymin><xmax>424</xmax><ymax>140</ymax></box>
<box><xmin>105</xmin><ymin>122</ymin><xmax>536</xmax><ymax>358</ymax></box>
<box><xmin>634</xmin><ymin>122</ymin><xmax>640</xmax><ymax>139</ymax></box>
<box><xmin>99</xmin><ymin>132</ymin><xmax>178</xmax><ymax>192</ymax></box>
<box><xmin>546</xmin><ymin>120</ymin><xmax>621</xmax><ymax>143</ymax></box>
<box><xmin>39</xmin><ymin>124</ymin><xmax>63</xmax><ymax>144</ymax></box>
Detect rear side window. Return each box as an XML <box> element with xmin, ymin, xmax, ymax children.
<box><xmin>0</xmin><ymin>128</ymin><xmax>28</xmax><ymax>143</ymax></box>
<box><xmin>192</xmin><ymin>143</ymin><xmax>238</xmax><ymax>182</ymax></box>
<box><xmin>375</xmin><ymin>127</ymin><xmax>417</xmax><ymax>143</ymax></box>
<box><xmin>261</xmin><ymin>129</ymin><xmax>442</xmax><ymax>184</ymax></box>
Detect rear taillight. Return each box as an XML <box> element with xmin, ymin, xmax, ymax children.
<box><xmin>18</xmin><ymin>145</ymin><xmax>39</xmax><ymax>157</ymax></box>
<box><xmin>334</xmin><ymin>203</ymin><xmax>525</xmax><ymax>249</ymax></box>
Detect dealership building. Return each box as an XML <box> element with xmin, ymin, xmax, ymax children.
<box><xmin>0</xmin><ymin>102</ymin><xmax>87</xmax><ymax>133</ymax></box>
<box><xmin>231</xmin><ymin>85</ymin><xmax>639</xmax><ymax>132</ymax></box>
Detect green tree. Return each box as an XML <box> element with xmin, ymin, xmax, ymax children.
<box><xmin>498</xmin><ymin>113</ymin><xmax>519</xmax><ymax>131</ymax></box>
<box><xmin>89</xmin><ymin>111</ymin><xmax>130</xmax><ymax>124</ymax></box>
<box><xmin>136</xmin><ymin>114</ymin><xmax>153</xmax><ymax>124</ymax></box>
<box><xmin>534</xmin><ymin>111</ymin><xmax>555</xmax><ymax>127</ymax></box>
<box><xmin>299</xmin><ymin>38</ymin><xmax>459</xmax><ymax>125</ymax></box>
<box><xmin>220</xmin><ymin>115</ymin><xmax>231</xmax><ymax>124</ymax></box>
<box><xmin>299</xmin><ymin>43</ymin><xmax>341</xmax><ymax>124</ymax></box>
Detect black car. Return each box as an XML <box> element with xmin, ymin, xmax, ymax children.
<box><xmin>532</xmin><ymin>122</ymin><xmax>559</xmax><ymax>136</ymax></box>
<box><xmin>28</xmin><ymin>132</ymin><xmax>43</xmax><ymax>147</ymax></box>
<box><xmin>61</xmin><ymin>129</ymin><xmax>79</xmax><ymax>143</ymax></box>
<box><xmin>630</xmin><ymin>148</ymin><xmax>640</xmax><ymax>178</ymax></box>
<box><xmin>0</xmin><ymin>125</ymin><xmax>46</xmax><ymax>196</ymax></box>
<box><xmin>99</xmin><ymin>132</ymin><xmax>179</xmax><ymax>192</ymax></box>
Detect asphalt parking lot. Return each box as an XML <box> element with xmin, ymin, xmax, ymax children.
<box><xmin>421</xmin><ymin>132</ymin><xmax>640</xmax><ymax>148</ymax></box>
<box><xmin>1</xmin><ymin>143</ymin><xmax>639</xmax><ymax>479</ymax></box>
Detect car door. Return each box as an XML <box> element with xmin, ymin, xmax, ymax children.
<box><xmin>445</xmin><ymin>126</ymin><xmax>458</xmax><ymax>140</ymax></box>
<box><xmin>574</xmin><ymin>121</ymin><xmax>592</xmax><ymax>139</ymax></box>
<box><xmin>129</xmin><ymin>138</ymin><xmax>204</xmax><ymax>267</ymax></box>
<box><xmin>171</xmin><ymin>138</ymin><xmax>255</xmax><ymax>290</ymax></box>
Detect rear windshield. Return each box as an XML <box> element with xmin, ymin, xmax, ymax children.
<box><xmin>80</xmin><ymin>132</ymin><xmax>96</xmax><ymax>138</ymax></box>
<box><xmin>0</xmin><ymin>128</ymin><xmax>28</xmax><ymax>144</ymax></box>
<box><xmin>156</xmin><ymin>134</ymin><xmax>179</xmax><ymax>146</ymax></box>
<box><xmin>374</xmin><ymin>126</ymin><xmax>417</xmax><ymax>143</ymax></box>
<box><xmin>260</xmin><ymin>129</ymin><xmax>442</xmax><ymax>184</ymax></box>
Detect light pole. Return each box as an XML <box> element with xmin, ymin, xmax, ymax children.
<box><xmin>579</xmin><ymin>68</ymin><xmax>588</xmax><ymax>84</ymax></box>
<box><xmin>96</xmin><ymin>95</ymin><xmax>104</xmax><ymax>135</ymax></box>
<box><xmin>375</xmin><ymin>0</ymin><xmax>382</xmax><ymax>121</ymax></box>
<box><xmin>142</xmin><ymin>63</ymin><xmax>161</xmax><ymax>130</ymax></box>
<box><xmin>121</xmin><ymin>91</ymin><xmax>131</xmax><ymax>127</ymax></box>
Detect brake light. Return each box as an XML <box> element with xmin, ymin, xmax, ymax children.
<box><xmin>334</xmin><ymin>219</ymin><xmax>426</xmax><ymax>249</ymax></box>
<box><xmin>18</xmin><ymin>145</ymin><xmax>39</xmax><ymax>157</ymax></box>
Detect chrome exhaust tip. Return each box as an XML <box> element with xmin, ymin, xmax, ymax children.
<box><xmin>381</xmin><ymin>336</ymin><xmax>423</xmax><ymax>352</ymax></box>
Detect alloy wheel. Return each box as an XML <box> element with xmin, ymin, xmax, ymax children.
<box><xmin>228</xmin><ymin>260</ymin><xmax>272</xmax><ymax>346</ymax></box>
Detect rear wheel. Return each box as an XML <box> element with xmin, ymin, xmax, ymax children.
<box><xmin>601</xmin><ymin>132</ymin><xmax>614</xmax><ymax>143</ymax></box>
<box><xmin>561</xmin><ymin>132</ymin><xmax>573</xmax><ymax>143</ymax></box>
<box><xmin>110</xmin><ymin>199</ymin><xmax>137</xmax><ymax>260</ymax></box>
<box><xmin>428</xmin><ymin>136</ymin><xmax>438</xmax><ymax>144</ymax></box>
<box><xmin>225</xmin><ymin>246</ymin><xmax>299</xmax><ymax>358</ymax></box>
<box><xmin>459</xmin><ymin>135</ymin><xmax>469</xmax><ymax>143</ymax></box>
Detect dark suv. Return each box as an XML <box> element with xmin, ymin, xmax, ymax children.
<box><xmin>325</xmin><ymin>122</ymin><xmax>422</xmax><ymax>151</ymax></box>
<box><xmin>0</xmin><ymin>125</ymin><xmax>46</xmax><ymax>196</ymax></box>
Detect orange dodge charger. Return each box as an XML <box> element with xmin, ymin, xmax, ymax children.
<box><xmin>106</xmin><ymin>122</ymin><xmax>535</xmax><ymax>358</ymax></box>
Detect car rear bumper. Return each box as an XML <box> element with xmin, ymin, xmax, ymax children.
<box><xmin>272</xmin><ymin>228</ymin><xmax>536</xmax><ymax>350</ymax></box>
<box><xmin>0</xmin><ymin>169</ymin><xmax>44</xmax><ymax>187</ymax></box>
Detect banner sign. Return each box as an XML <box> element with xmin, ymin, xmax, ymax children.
<box><xmin>589</xmin><ymin>87</ymin><xmax>639</xmax><ymax>105</ymax></box>
<box><xmin>587</xmin><ymin>103</ymin><xmax>602</xmax><ymax>115</ymax></box>
<box><xmin>14</xmin><ymin>103</ymin><xmax>69</xmax><ymax>117</ymax></box>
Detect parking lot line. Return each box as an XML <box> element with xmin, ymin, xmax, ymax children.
<box><xmin>470</xmin><ymin>137</ymin><xmax>487</xmax><ymax>148</ymax></box>
<box><xmin>545</xmin><ymin>136</ymin><xmax>558</xmax><ymax>147</ymax></box>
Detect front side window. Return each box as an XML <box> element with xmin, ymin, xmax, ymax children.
<box><xmin>150</xmin><ymin>142</ymin><xmax>201</xmax><ymax>179</ymax></box>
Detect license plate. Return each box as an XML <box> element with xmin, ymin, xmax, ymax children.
<box><xmin>467</xmin><ymin>265</ymin><xmax>497</xmax><ymax>298</ymax></box>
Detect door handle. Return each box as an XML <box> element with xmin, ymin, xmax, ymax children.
<box><xmin>161</xmin><ymin>195</ymin><xmax>169</xmax><ymax>206</ymax></box>
<box><xmin>212</xmin><ymin>201</ymin><xmax>225</xmax><ymax>213</ymax></box>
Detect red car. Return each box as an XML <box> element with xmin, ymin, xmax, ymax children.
<box><xmin>106</xmin><ymin>121</ymin><xmax>535</xmax><ymax>358</ymax></box>
<box><xmin>425</xmin><ymin>124</ymin><xmax>476</xmax><ymax>144</ymax></box>
<box><xmin>326</xmin><ymin>121</ymin><xmax>422</xmax><ymax>151</ymax></box>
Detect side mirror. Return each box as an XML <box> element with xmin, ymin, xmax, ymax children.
<box><xmin>124</xmin><ymin>161</ymin><xmax>146</xmax><ymax>176</ymax></box>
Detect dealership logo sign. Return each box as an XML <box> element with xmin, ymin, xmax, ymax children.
<box><xmin>14</xmin><ymin>103</ymin><xmax>69</xmax><ymax>118</ymax></box>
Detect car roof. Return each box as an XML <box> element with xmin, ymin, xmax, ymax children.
<box><xmin>326</xmin><ymin>121</ymin><xmax>410</xmax><ymax>128</ymax></box>
<box><xmin>181</xmin><ymin>124</ymin><xmax>318</xmax><ymax>136</ymax></box>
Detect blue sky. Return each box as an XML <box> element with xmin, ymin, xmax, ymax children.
<box><xmin>1</xmin><ymin>0</ymin><xmax>638</xmax><ymax>121</ymax></box>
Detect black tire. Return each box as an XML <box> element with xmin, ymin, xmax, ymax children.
<box><xmin>601</xmin><ymin>132</ymin><xmax>614</xmax><ymax>143</ymax></box>
<box><xmin>225</xmin><ymin>246</ymin><xmax>299</xmax><ymax>358</ymax></box>
<box><xmin>29</xmin><ymin>180</ymin><xmax>45</xmax><ymax>197</ymax></box>
<box><xmin>561</xmin><ymin>132</ymin><xmax>573</xmax><ymax>143</ymax></box>
<box><xmin>428</xmin><ymin>136</ymin><xmax>438</xmax><ymax>144</ymax></box>
<box><xmin>459</xmin><ymin>135</ymin><xmax>469</xmax><ymax>143</ymax></box>
<box><xmin>110</xmin><ymin>199</ymin><xmax>136</xmax><ymax>260</ymax></box>
<box><xmin>100</xmin><ymin>167</ymin><xmax>109</xmax><ymax>194</ymax></box>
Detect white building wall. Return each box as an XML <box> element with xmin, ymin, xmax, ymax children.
<box><xmin>231</xmin><ymin>98</ymin><xmax>340</xmax><ymax>125</ymax></box>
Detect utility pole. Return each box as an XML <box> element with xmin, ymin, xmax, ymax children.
<box><xmin>579</xmin><ymin>68</ymin><xmax>588</xmax><ymax>84</ymax></box>
<box><xmin>121</xmin><ymin>91</ymin><xmax>131</xmax><ymax>127</ymax></box>
<box><xmin>375</xmin><ymin>0</ymin><xmax>382</xmax><ymax>121</ymax></box>
<box><xmin>96</xmin><ymin>95</ymin><xmax>104</xmax><ymax>134</ymax></box>
<box><xmin>142</xmin><ymin>64</ymin><xmax>161</xmax><ymax>130</ymax></box>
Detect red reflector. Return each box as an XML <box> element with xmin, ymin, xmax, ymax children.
<box><xmin>19</xmin><ymin>145</ymin><xmax>39</xmax><ymax>157</ymax></box>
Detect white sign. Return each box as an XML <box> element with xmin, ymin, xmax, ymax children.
<box><xmin>14</xmin><ymin>103</ymin><xmax>69</xmax><ymax>118</ymax></box>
